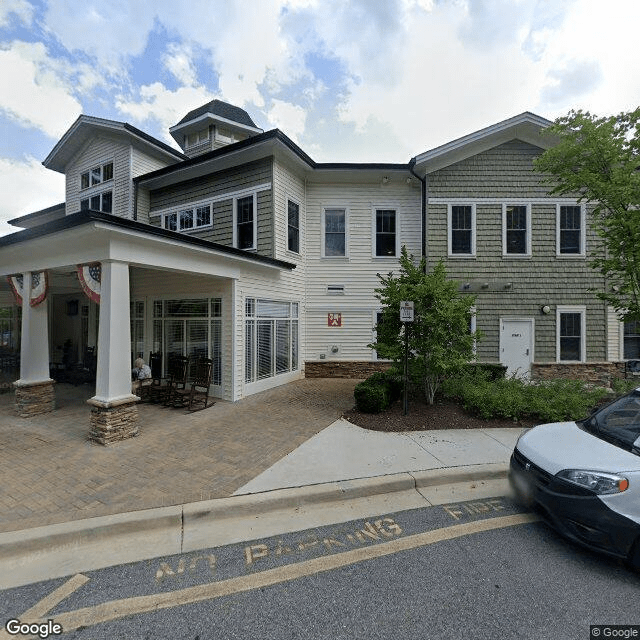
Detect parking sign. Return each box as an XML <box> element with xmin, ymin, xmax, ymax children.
<box><xmin>400</xmin><ymin>301</ymin><xmax>414</xmax><ymax>322</ymax></box>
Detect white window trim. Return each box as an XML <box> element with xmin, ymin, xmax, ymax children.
<box><xmin>502</xmin><ymin>203</ymin><xmax>531</xmax><ymax>258</ymax></box>
<box><xmin>371</xmin><ymin>207</ymin><xmax>400</xmax><ymax>258</ymax></box>
<box><xmin>321</xmin><ymin>206</ymin><xmax>349</xmax><ymax>259</ymax></box>
<box><xmin>287</xmin><ymin>196</ymin><xmax>301</xmax><ymax>255</ymax></box>
<box><xmin>80</xmin><ymin>159</ymin><xmax>114</xmax><ymax>191</ymax></box>
<box><xmin>447</xmin><ymin>203</ymin><xmax>476</xmax><ymax>258</ymax></box>
<box><xmin>556</xmin><ymin>203</ymin><xmax>586</xmax><ymax>258</ymax></box>
<box><xmin>233</xmin><ymin>192</ymin><xmax>258</xmax><ymax>251</ymax></box>
<box><xmin>556</xmin><ymin>305</ymin><xmax>586</xmax><ymax>363</ymax></box>
<box><xmin>80</xmin><ymin>189</ymin><xmax>112</xmax><ymax>213</ymax></box>
<box><xmin>161</xmin><ymin>204</ymin><xmax>213</xmax><ymax>233</ymax></box>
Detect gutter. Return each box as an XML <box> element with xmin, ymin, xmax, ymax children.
<box><xmin>409</xmin><ymin>158</ymin><xmax>427</xmax><ymax>274</ymax></box>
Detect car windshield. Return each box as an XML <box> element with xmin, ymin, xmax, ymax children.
<box><xmin>582</xmin><ymin>390</ymin><xmax>640</xmax><ymax>454</ymax></box>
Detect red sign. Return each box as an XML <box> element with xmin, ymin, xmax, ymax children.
<box><xmin>328</xmin><ymin>313</ymin><xmax>342</xmax><ymax>327</ymax></box>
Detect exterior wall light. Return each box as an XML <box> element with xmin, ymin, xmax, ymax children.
<box><xmin>541</xmin><ymin>305</ymin><xmax>551</xmax><ymax>314</ymax></box>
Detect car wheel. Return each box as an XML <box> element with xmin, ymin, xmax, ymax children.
<box><xmin>628</xmin><ymin>537</ymin><xmax>640</xmax><ymax>572</ymax></box>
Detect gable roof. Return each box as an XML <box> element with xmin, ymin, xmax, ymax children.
<box><xmin>411</xmin><ymin>112</ymin><xmax>554</xmax><ymax>175</ymax></box>
<box><xmin>175</xmin><ymin>99</ymin><xmax>258</xmax><ymax>128</ymax></box>
<box><xmin>44</xmin><ymin>116</ymin><xmax>187</xmax><ymax>173</ymax></box>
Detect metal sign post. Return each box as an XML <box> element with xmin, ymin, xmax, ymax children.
<box><xmin>400</xmin><ymin>301</ymin><xmax>414</xmax><ymax>415</ymax></box>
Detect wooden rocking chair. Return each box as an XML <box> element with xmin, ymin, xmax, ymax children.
<box><xmin>170</xmin><ymin>357</ymin><xmax>214</xmax><ymax>411</ymax></box>
<box><xmin>147</xmin><ymin>354</ymin><xmax>189</xmax><ymax>404</ymax></box>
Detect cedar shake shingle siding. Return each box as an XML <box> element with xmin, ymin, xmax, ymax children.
<box><xmin>425</xmin><ymin>140</ymin><xmax>607</xmax><ymax>364</ymax></box>
<box><xmin>147</xmin><ymin>158</ymin><xmax>274</xmax><ymax>258</ymax></box>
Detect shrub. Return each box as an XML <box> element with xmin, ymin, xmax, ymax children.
<box><xmin>354</xmin><ymin>380</ymin><xmax>390</xmax><ymax>413</ymax></box>
<box><xmin>441</xmin><ymin>372</ymin><xmax>609</xmax><ymax>423</ymax></box>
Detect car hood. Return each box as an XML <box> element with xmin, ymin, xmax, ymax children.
<box><xmin>516</xmin><ymin>421</ymin><xmax>640</xmax><ymax>476</ymax></box>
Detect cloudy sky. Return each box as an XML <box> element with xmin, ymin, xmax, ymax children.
<box><xmin>0</xmin><ymin>0</ymin><xmax>638</xmax><ymax>235</ymax></box>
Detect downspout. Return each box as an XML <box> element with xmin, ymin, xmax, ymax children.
<box><xmin>409</xmin><ymin>159</ymin><xmax>427</xmax><ymax>274</ymax></box>
<box><xmin>133</xmin><ymin>178</ymin><xmax>138</xmax><ymax>222</ymax></box>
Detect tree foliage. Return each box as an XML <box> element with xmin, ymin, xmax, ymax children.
<box><xmin>371</xmin><ymin>247</ymin><xmax>479</xmax><ymax>404</ymax></box>
<box><xmin>534</xmin><ymin>108</ymin><xmax>640</xmax><ymax>322</ymax></box>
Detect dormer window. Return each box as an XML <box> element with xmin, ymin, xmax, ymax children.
<box><xmin>186</xmin><ymin>128</ymin><xmax>210</xmax><ymax>148</ymax></box>
<box><xmin>81</xmin><ymin>162</ymin><xmax>113</xmax><ymax>190</ymax></box>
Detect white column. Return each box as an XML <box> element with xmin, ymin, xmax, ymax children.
<box><xmin>18</xmin><ymin>271</ymin><xmax>51</xmax><ymax>384</ymax></box>
<box><xmin>93</xmin><ymin>261</ymin><xmax>135</xmax><ymax>403</ymax></box>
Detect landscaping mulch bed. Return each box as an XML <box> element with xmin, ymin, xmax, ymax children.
<box><xmin>342</xmin><ymin>399</ymin><xmax>539</xmax><ymax>432</ymax></box>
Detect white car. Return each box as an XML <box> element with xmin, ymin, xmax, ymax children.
<box><xmin>509</xmin><ymin>388</ymin><xmax>640</xmax><ymax>570</ymax></box>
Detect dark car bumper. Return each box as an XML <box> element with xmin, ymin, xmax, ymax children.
<box><xmin>509</xmin><ymin>448</ymin><xmax>640</xmax><ymax>561</ymax></box>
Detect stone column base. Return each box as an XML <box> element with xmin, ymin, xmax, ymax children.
<box><xmin>88</xmin><ymin>396</ymin><xmax>140</xmax><ymax>445</ymax></box>
<box><xmin>14</xmin><ymin>379</ymin><xmax>55</xmax><ymax>417</ymax></box>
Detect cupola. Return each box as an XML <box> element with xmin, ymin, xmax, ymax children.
<box><xmin>170</xmin><ymin>99</ymin><xmax>263</xmax><ymax>157</ymax></box>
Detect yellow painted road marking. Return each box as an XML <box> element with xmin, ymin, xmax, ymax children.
<box><xmin>26</xmin><ymin>513</ymin><xmax>539</xmax><ymax>634</ymax></box>
<box><xmin>0</xmin><ymin>574</ymin><xmax>89</xmax><ymax>640</ymax></box>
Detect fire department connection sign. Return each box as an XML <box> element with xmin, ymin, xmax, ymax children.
<box><xmin>400</xmin><ymin>301</ymin><xmax>414</xmax><ymax>322</ymax></box>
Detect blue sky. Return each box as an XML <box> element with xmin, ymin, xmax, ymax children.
<box><xmin>0</xmin><ymin>0</ymin><xmax>639</xmax><ymax>235</ymax></box>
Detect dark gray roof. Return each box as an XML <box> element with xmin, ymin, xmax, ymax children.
<box><xmin>0</xmin><ymin>210</ymin><xmax>296</xmax><ymax>270</ymax></box>
<box><xmin>8</xmin><ymin>202</ymin><xmax>65</xmax><ymax>226</ymax></box>
<box><xmin>175</xmin><ymin>99</ymin><xmax>258</xmax><ymax>128</ymax></box>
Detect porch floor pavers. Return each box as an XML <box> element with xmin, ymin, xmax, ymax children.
<box><xmin>0</xmin><ymin>378</ymin><xmax>359</xmax><ymax>533</ymax></box>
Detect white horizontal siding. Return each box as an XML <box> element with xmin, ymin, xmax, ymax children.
<box><xmin>66</xmin><ymin>137</ymin><xmax>131</xmax><ymax>218</ymax></box>
<box><xmin>304</xmin><ymin>179</ymin><xmax>421</xmax><ymax>361</ymax></box>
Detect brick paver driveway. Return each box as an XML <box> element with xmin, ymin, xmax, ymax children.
<box><xmin>0</xmin><ymin>378</ymin><xmax>359</xmax><ymax>533</ymax></box>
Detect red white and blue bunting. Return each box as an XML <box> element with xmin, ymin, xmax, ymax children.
<box><xmin>76</xmin><ymin>263</ymin><xmax>101</xmax><ymax>304</ymax></box>
<box><xmin>7</xmin><ymin>271</ymin><xmax>49</xmax><ymax>307</ymax></box>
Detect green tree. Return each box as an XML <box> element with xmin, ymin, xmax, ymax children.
<box><xmin>534</xmin><ymin>108</ymin><xmax>640</xmax><ymax>322</ymax></box>
<box><xmin>371</xmin><ymin>247</ymin><xmax>479</xmax><ymax>404</ymax></box>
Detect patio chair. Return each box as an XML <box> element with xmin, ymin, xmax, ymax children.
<box><xmin>137</xmin><ymin>351</ymin><xmax>162</xmax><ymax>401</ymax></box>
<box><xmin>147</xmin><ymin>354</ymin><xmax>189</xmax><ymax>404</ymax></box>
<box><xmin>170</xmin><ymin>357</ymin><xmax>214</xmax><ymax>411</ymax></box>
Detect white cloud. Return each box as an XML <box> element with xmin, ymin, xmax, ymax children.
<box><xmin>116</xmin><ymin>82</ymin><xmax>213</xmax><ymax>144</ymax></box>
<box><xmin>267</xmin><ymin>99</ymin><xmax>307</xmax><ymax>142</ymax></box>
<box><xmin>0</xmin><ymin>0</ymin><xmax>34</xmax><ymax>27</ymax></box>
<box><xmin>163</xmin><ymin>43</ymin><xmax>198</xmax><ymax>87</ymax></box>
<box><xmin>43</xmin><ymin>0</ymin><xmax>157</xmax><ymax>71</ymax></box>
<box><xmin>0</xmin><ymin>41</ymin><xmax>82</xmax><ymax>139</ymax></box>
<box><xmin>0</xmin><ymin>156</ymin><xmax>64</xmax><ymax>236</ymax></box>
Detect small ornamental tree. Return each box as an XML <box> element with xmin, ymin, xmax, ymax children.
<box><xmin>534</xmin><ymin>108</ymin><xmax>640</xmax><ymax>323</ymax></box>
<box><xmin>370</xmin><ymin>247</ymin><xmax>479</xmax><ymax>404</ymax></box>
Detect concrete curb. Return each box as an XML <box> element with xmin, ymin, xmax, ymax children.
<box><xmin>0</xmin><ymin>464</ymin><xmax>509</xmax><ymax>590</ymax></box>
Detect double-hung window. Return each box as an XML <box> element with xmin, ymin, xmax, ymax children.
<box><xmin>235</xmin><ymin>195</ymin><xmax>256</xmax><ymax>250</ymax></box>
<box><xmin>81</xmin><ymin>162</ymin><xmax>113</xmax><ymax>190</ymax></box>
<box><xmin>162</xmin><ymin>205</ymin><xmax>211</xmax><ymax>232</ymax></box>
<box><xmin>449</xmin><ymin>204</ymin><xmax>475</xmax><ymax>256</ymax></box>
<box><xmin>80</xmin><ymin>191</ymin><xmax>112</xmax><ymax>213</ymax></box>
<box><xmin>557</xmin><ymin>306</ymin><xmax>585</xmax><ymax>362</ymax></box>
<box><xmin>503</xmin><ymin>204</ymin><xmax>530</xmax><ymax>256</ymax></box>
<box><xmin>288</xmin><ymin>200</ymin><xmax>300</xmax><ymax>253</ymax></box>
<box><xmin>624</xmin><ymin>320</ymin><xmax>640</xmax><ymax>359</ymax></box>
<box><xmin>323</xmin><ymin>208</ymin><xmax>346</xmax><ymax>257</ymax></box>
<box><xmin>374</xmin><ymin>209</ymin><xmax>397</xmax><ymax>257</ymax></box>
<box><xmin>557</xmin><ymin>204</ymin><xmax>584</xmax><ymax>256</ymax></box>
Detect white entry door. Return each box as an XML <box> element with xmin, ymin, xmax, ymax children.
<box><xmin>500</xmin><ymin>318</ymin><xmax>534</xmax><ymax>379</ymax></box>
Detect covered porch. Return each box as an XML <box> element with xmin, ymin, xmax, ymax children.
<box><xmin>0</xmin><ymin>211</ymin><xmax>294</xmax><ymax>443</ymax></box>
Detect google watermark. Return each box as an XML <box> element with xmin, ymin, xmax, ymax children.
<box><xmin>4</xmin><ymin>619</ymin><xmax>62</xmax><ymax>638</ymax></box>
<box><xmin>591</xmin><ymin>626</ymin><xmax>640</xmax><ymax>639</ymax></box>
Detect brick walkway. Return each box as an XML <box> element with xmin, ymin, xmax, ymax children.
<box><xmin>0</xmin><ymin>378</ymin><xmax>359</xmax><ymax>533</ymax></box>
